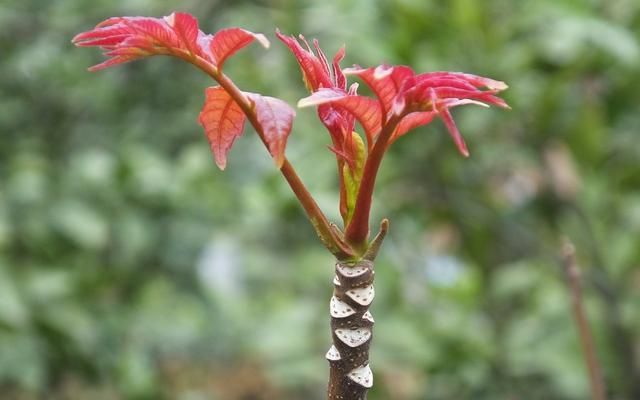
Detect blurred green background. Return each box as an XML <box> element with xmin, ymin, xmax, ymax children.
<box><xmin>1</xmin><ymin>0</ymin><xmax>639</xmax><ymax>399</ymax></box>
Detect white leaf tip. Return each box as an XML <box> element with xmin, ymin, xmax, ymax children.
<box><xmin>490</xmin><ymin>81</ymin><xmax>509</xmax><ymax>91</ymax></box>
<box><xmin>373</xmin><ymin>65</ymin><xmax>393</xmax><ymax>80</ymax></box>
<box><xmin>297</xmin><ymin>97</ymin><xmax>315</xmax><ymax>108</ymax></box>
<box><xmin>254</xmin><ymin>33</ymin><xmax>270</xmax><ymax>49</ymax></box>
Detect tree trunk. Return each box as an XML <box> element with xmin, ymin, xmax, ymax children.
<box><xmin>326</xmin><ymin>259</ymin><xmax>375</xmax><ymax>399</ymax></box>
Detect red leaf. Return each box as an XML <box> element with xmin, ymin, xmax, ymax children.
<box><xmin>439</xmin><ymin>107</ymin><xmax>469</xmax><ymax>157</ymax></box>
<box><xmin>390</xmin><ymin>98</ymin><xmax>491</xmax><ymax>154</ymax></box>
<box><xmin>74</xmin><ymin>15</ymin><xmax>183</xmax><ymax>70</ymax></box>
<box><xmin>417</xmin><ymin>71</ymin><xmax>508</xmax><ymax>91</ymax></box>
<box><xmin>332</xmin><ymin>46</ymin><xmax>347</xmax><ymax>90</ymax></box>
<box><xmin>245</xmin><ymin>93</ymin><xmax>295</xmax><ymax>168</ymax></box>
<box><xmin>297</xmin><ymin>88</ymin><xmax>347</xmax><ymax>107</ymax></box>
<box><xmin>344</xmin><ymin>65</ymin><xmax>414</xmax><ymax>121</ymax></box>
<box><xmin>87</xmin><ymin>55</ymin><xmax>138</xmax><ymax>72</ymax></box>
<box><xmin>276</xmin><ymin>31</ymin><xmax>334</xmax><ymax>92</ymax></box>
<box><xmin>164</xmin><ymin>12</ymin><xmax>200</xmax><ymax>55</ymax></box>
<box><xmin>122</xmin><ymin>17</ymin><xmax>179</xmax><ymax>49</ymax></box>
<box><xmin>414</xmin><ymin>76</ymin><xmax>478</xmax><ymax>91</ymax></box>
<box><xmin>73</xmin><ymin>13</ymin><xmax>269</xmax><ymax>72</ymax></box>
<box><xmin>298</xmin><ymin>88</ymin><xmax>381</xmax><ymax>148</ymax></box>
<box><xmin>433</xmin><ymin>87</ymin><xmax>504</xmax><ymax>106</ymax></box>
<box><xmin>210</xmin><ymin>28</ymin><xmax>270</xmax><ymax>69</ymax></box>
<box><xmin>198</xmin><ymin>86</ymin><xmax>247</xmax><ymax>170</ymax></box>
<box><xmin>390</xmin><ymin>111</ymin><xmax>437</xmax><ymax>143</ymax></box>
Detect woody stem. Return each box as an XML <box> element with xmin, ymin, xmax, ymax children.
<box><xmin>327</xmin><ymin>259</ymin><xmax>376</xmax><ymax>399</ymax></box>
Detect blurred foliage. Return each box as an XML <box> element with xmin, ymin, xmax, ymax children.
<box><xmin>1</xmin><ymin>0</ymin><xmax>640</xmax><ymax>399</ymax></box>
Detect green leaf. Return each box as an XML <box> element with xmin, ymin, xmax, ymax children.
<box><xmin>342</xmin><ymin>131</ymin><xmax>366</xmax><ymax>225</ymax></box>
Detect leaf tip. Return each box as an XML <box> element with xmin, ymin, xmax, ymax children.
<box><xmin>254</xmin><ymin>33</ymin><xmax>270</xmax><ymax>49</ymax></box>
<box><xmin>87</xmin><ymin>65</ymin><xmax>105</xmax><ymax>72</ymax></box>
<box><xmin>380</xmin><ymin>218</ymin><xmax>389</xmax><ymax>231</ymax></box>
<box><xmin>373</xmin><ymin>65</ymin><xmax>393</xmax><ymax>80</ymax></box>
<box><xmin>163</xmin><ymin>12</ymin><xmax>176</xmax><ymax>26</ymax></box>
<box><xmin>490</xmin><ymin>81</ymin><xmax>509</xmax><ymax>91</ymax></box>
<box><xmin>297</xmin><ymin>97</ymin><xmax>313</xmax><ymax>108</ymax></box>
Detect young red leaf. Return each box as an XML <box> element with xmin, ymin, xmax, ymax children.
<box><xmin>245</xmin><ymin>93</ymin><xmax>295</xmax><ymax>168</ymax></box>
<box><xmin>164</xmin><ymin>12</ymin><xmax>200</xmax><ymax>55</ymax></box>
<box><xmin>298</xmin><ymin>88</ymin><xmax>382</xmax><ymax>148</ymax></box>
<box><xmin>73</xmin><ymin>14</ymin><xmax>198</xmax><ymax>70</ymax></box>
<box><xmin>198</xmin><ymin>86</ymin><xmax>247</xmax><ymax>170</ymax></box>
<box><xmin>439</xmin><ymin>107</ymin><xmax>469</xmax><ymax>157</ymax></box>
<box><xmin>416</xmin><ymin>71</ymin><xmax>508</xmax><ymax>91</ymax></box>
<box><xmin>73</xmin><ymin>13</ymin><xmax>269</xmax><ymax>72</ymax></box>
<box><xmin>343</xmin><ymin>65</ymin><xmax>414</xmax><ymax>121</ymax></box>
<box><xmin>318</xmin><ymin>104</ymin><xmax>357</xmax><ymax>167</ymax></box>
<box><xmin>277</xmin><ymin>32</ymin><xmax>365</xmax><ymax>172</ymax></box>
<box><xmin>297</xmin><ymin>87</ymin><xmax>346</xmax><ymax>107</ymax></box>
<box><xmin>433</xmin><ymin>87</ymin><xmax>506</xmax><ymax>107</ymax></box>
<box><xmin>276</xmin><ymin>30</ymin><xmax>334</xmax><ymax>92</ymax></box>
<box><xmin>210</xmin><ymin>28</ymin><xmax>270</xmax><ymax>70</ymax></box>
<box><xmin>390</xmin><ymin>111</ymin><xmax>437</xmax><ymax>144</ymax></box>
<box><xmin>332</xmin><ymin>46</ymin><xmax>347</xmax><ymax>91</ymax></box>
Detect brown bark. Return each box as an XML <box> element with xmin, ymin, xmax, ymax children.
<box><xmin>327</xmin><ymin>260</ymin><xmax>375</xmax><ymax>399</ymax></box>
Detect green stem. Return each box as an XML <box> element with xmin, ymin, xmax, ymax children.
<box><xmin>190</xmin><ymin>55</ymin><xmax>353</xmax><ymax>259</ymax></box>
<box><xmin>344</xmin><ymin>114</ymin><xmax>402</xmax><ymax>249</ymax></box>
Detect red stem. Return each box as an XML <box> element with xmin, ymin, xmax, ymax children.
<box><xmin>344</xmin><ymin>114</ymin><xmax>402</xmax><ymax>249</ymax></box>
<box><xmin>189</xmin><ymin>55</ymin><xmax>353</xmax><ymax>259</ymax></box>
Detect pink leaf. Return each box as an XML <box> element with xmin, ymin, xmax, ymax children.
<box><xmin>297</xmin><ymin>88</ymin><xmax>346</xmax><ymax>107</ymax></box>
<box><xmin>245</xmin><ymin>93</ymin><xmax>295</xmax><ymax>168</ymax></box>
<box><xmin>164</xmin><ymin>12</ymin><xmax>200</xmax><ymax>55</ymax></box>
<box><xmin>276</xmin><ymin>31</ymin><xmax>334</xmax><ymax>91</ymax></box>
<box><xmin>298</xmin><ymin>88</ymin><xmax>382</xmax><ymax>148</ymax></box>
<box><xmin>73</xmin><ymin>13</ymin><xmax>269</xmax><ymax>72</ymax></box>
<box><xmin>74</xmin><ymin>15</ymin><xmax>186</xmax><ymax>70</ymax></box>
<box><xmin>88</xmin><ymin>55</ymin><xmax>138</xmax><ymax>72</ymax></box>
<box><xmin>408</xmin><ymin>83</ymin><xmax>509</xmax><ymax>110</ymax></box>
<box><xmin>344</xmin><ymin>65</ymin><xmax>414</xmax><ymax>121</ymax></box>
<box><xmin>198</xmin><ymin>86</ymin><xmax>247</xmax><ymax>170</ymax></box>
<box><xmin>433</xmin><ymin>87</ymin><xmax>506</xmax><ymax>107</ymax></box>
<box><xmin>390</xmin><ymin>111</ymin><xmax>437</xmax><ymax>143</ymax></box>
<box><xmin>122</xmin><ymin>17</ymin><xmax>179</xmax><ymax>48</ymax></box>
<box><xmin>414</xmin><ymin>76</ymin><xmax>478</xmax><ymax>91</ymax></box>
<box><xmin>439</xmin><ymin>107</ymin><xmax>469</xmax><ymax>157</ymax></box>
<box><xmin>417</xmin><ymin>71</ymin><xmax>508</xmax><ymax>91</ymax></box>
<box><xmin>210</xmin><ymin>28</ymin><xmax>270</xmax><ymax>69</ymax></box>
<box><xmin>332</xmin><ymin>46</ymin><xmax>347</xmax><ymax>90</ymax></box>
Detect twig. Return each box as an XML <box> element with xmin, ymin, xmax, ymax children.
<box><xmin>560</xmin><ymin>238</ymin><xmax>608</xmax><ymax>400</ymax></box>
